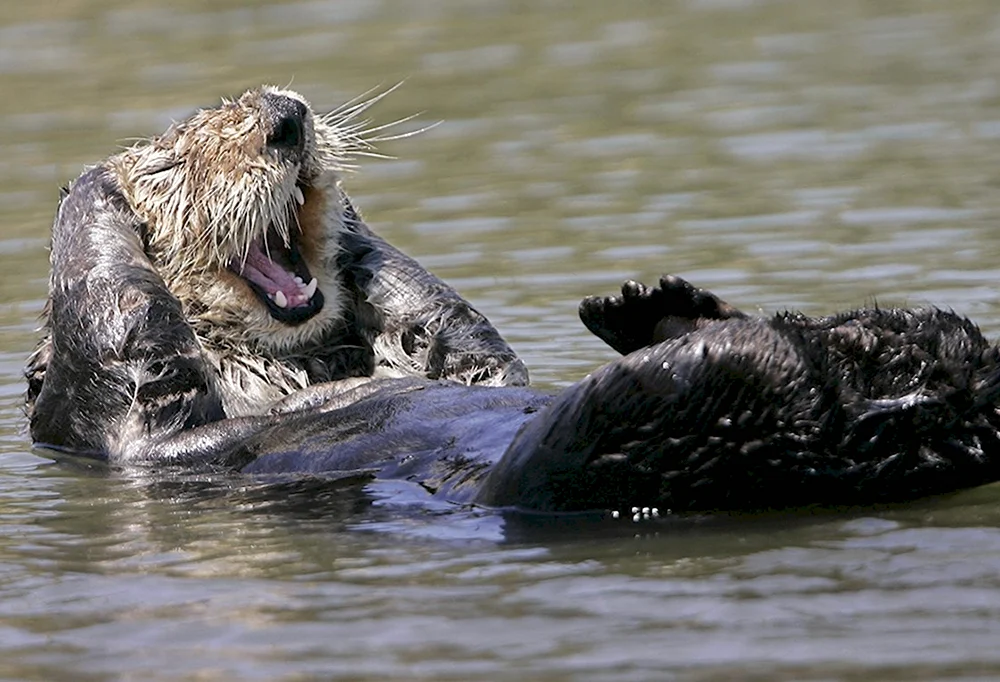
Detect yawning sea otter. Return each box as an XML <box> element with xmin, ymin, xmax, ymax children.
<box><xmin>25</xmin><ymin>87</ymin><xmax>1000</xmax><ymax>513</ymax></box>
<box><xmin>27</xmin><ymin>86</ymin><xmax>525</xmax><ymax>426</ymax></box>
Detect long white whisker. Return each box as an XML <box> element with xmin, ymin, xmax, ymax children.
<box><xmin>321</xmin><ymin>81</ymin><xmax>405</xmax><ymax>126</ymax></box>
<box><xmin>350</xmin><ymin>151</ymin><xmax>397</xmax><ymax>160</ymax></box>
<box><xmin>322</xmin><ymin>83</ymin><xmax>388</xmax><ymax>118</ymax></box>
<box><xmin>354</xmin><ymin>112</ymin><xmax>426</xmax><ymax>137</ymax></box>
<box><xmin>365</xmin><ymin>120</ymin><xmax>442</xmax><ymax>143</ymax></box>
<box><xmin>326</xmin><ymin>84</ymin><xmax>401</xmax><ymax>121</ymax></box>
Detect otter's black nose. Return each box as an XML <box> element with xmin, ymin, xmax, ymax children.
<box><xmin>263</xmin><ymin>93</ymin><xmax>308</xmax><ymax>153</ymax></box>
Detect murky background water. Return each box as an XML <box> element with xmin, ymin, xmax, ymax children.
<box><xmin>3</xmin><ymin>0</ymin><xmax>1000</xmax><ymax>679</ymax></box>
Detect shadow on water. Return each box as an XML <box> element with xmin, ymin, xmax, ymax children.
<box><xmin>33</xmin><ymin>448</ymin><xmax>1000</xmax><ymax>554</ymax></box>
<box><xmin>12</xmin><ymin>449</ymin><xmax>1000</xmax><ymax>679</ymax></box>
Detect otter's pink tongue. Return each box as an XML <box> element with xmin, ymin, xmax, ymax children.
<box><xmin>238</xmin><ymin>241</ymin><xmax>318</xmax><ymax>309</ymax></box>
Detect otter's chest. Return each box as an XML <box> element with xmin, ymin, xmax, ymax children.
<box><xmin>209</xmin><ymin>344</ymin><xmax>377</xmax><ymax>417</ymax></box>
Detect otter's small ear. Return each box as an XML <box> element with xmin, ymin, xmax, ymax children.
<box><xmin>128</xmin><ymin>145</ymin><xmax>183</xmax><ymax>178</ymax></box>
<box><xmin>58</xmin><ymin>186</ymin><xmax>70</xmax><ymax>202</ymax></box>
<box><xmin>142</xmin><ymin>158</ymin><xmax>184</xmax><ymax>177</ymax></box>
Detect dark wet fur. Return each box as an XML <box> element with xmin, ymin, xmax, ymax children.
<box><xmin>26</xmin><ymin>174</ymin><xmax>1000</xmax><ymax>513</ymax></box>
<box><xmin>337</xmin><ymin>201</ymin><xmax>528</xmax><ymax>386</ymax></box>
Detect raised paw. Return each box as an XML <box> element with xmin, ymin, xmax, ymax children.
<box><xmin>654</xmin><ymin>274</ymin><xmax>745</xmax><ymax>323</ymax></box>
<box><xmin>580</xmin><ymin>279</ymin><xmax>657</xmax><ymax>356</ymax></box>
<box><xmin>579</xmin><ymin>274</ymin><xmax>746</xmax><ymax>356</ymax></box>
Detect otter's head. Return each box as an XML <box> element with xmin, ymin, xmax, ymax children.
<box><xmin>109</xmin><ymin>86</ymin><xmax>373</xmax><ymax>352</ymax></box>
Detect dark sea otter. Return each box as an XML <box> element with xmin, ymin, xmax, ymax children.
<box><xmin>25</xmin><ymin>86</ymin><xmax>1000</xmax><ymax>513</ymax></box>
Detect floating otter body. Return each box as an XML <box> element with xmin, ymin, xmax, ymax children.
<box><xmin>25</xmin><ymin>87</ymin><xmax>1000</xmax><ymax>513</ymax></box>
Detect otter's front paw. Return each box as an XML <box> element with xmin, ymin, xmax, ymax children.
<box><xmin>652</xmin><ymin>274</ymin><xmax>746</xmax><ymax>322</ymax></box>
<box><xmin>580</xmin><ymin>280</ymin><xmax>658</xmax><ymax>356</ymax></box>
<box><xmin>579</xmin><ymin>275</ymin><xmax>746</xmax><ymax>355</ymax></box>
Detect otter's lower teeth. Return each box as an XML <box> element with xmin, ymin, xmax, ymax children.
<box><xmin>292</xmin><ymin>186</ymin><xmax>305</xmax><ymax>206</ymax></box>
<box><xmin>302</xmin><ymin>278</ymin><xmax>318</xmax><ymax>300</ymax></box>
<box><xmin>274</xmin><ymin>291</ymin><xmax>288</xmax><ymax>308</ymax></box>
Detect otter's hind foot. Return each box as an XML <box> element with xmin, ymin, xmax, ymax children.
<box><xmin>579</xmin><ymin>275</ymin><xmax>747</xmax><ymax>355</ymax></box>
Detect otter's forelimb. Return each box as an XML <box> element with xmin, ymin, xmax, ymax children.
<box><xmin>339</xmin><ymin>206</ymin><xmax>529</xmax><ymax>387</ymax></box>
<box><xmin>28</xmin><ymin>168</ymin><xmax>236</xmax><ymax>463</ymax></box>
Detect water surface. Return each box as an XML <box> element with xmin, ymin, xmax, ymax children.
<box><xmin>3</xmin><ymin>1</ymin><xmax>1000</xmax><ymax>679</ymax></box>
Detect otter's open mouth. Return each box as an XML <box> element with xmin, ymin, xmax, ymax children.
<box><xmin>228</xmin><ymin>187</ymin><xmax>325</xmax><ymax>325</ymax></box>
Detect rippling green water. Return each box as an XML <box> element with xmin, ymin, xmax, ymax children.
<box><xmin>4</xmin><ymin>1</ymin><xmax>1000</xmax><ymax>679</ymax></box>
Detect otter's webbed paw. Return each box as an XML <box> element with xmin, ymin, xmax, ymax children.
<box><xmin>579</xmin><ymin>275</ymin><xmax>747</xmax><ymax>355</ymax></box>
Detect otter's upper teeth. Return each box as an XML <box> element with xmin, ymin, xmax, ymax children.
<box><xmin>303</xmin><ymin>277</ymin><xmax>318</xmax><ymax>300</ymax></box>
<box><xmin>292</xmin><ymin>185</ymin><xmax>305</xmax><ymax>207</ymax></box>
<box><xmin>274</xmin><ymin>291</ymin><xmax>288</xmax><ymax>308</ymax></box>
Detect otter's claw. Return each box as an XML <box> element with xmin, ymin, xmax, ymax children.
<box><xmin>621</xmin><ymin>279</ymin><xmax>649</xmax><ymax>300</ymax></box>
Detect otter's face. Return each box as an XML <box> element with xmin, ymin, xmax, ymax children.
<box><xmin>111</xmin><ymin>86</ymin><xmax>364</xmax><ymax>353</ymax></box>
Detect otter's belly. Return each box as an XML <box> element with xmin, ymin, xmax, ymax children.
<box><xmin>239</xmin><ymin>379</ymin><xmax>552</xmax><ymax>503</ymax></box>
